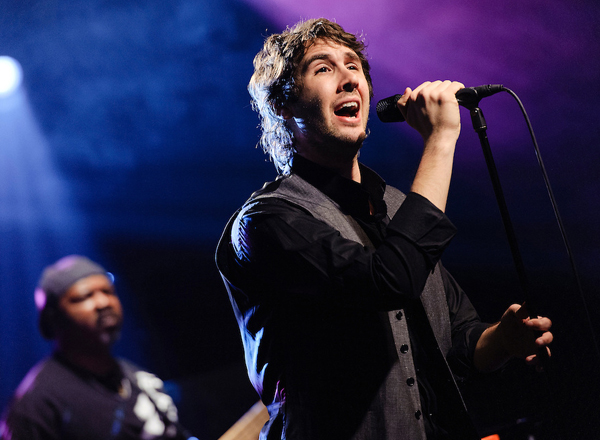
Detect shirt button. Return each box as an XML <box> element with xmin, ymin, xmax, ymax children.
<box><xmin>415</xmin><ymin>410</ymin><xmax>422</xmax><ymax>420</ymax></box>
<box><xmin>400</xmin><ymin>344</ymin><xmax>409</xmax><ymax>353</ymax></box>
<box><xmin>395</xmin><ymin>311</ymin><xmax>403</xmax><ymax>320</ymax></box>
<box><xmin>406</xmin><ymin>377</ymin><xmax>415</xmax><ymax>386</ymax></box>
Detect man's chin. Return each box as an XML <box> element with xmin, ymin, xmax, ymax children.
<box><xmin>99</xmin><ymin>328</ymin><xmax>121</xmax><ymax>346</ymax></box>
<box><xmin>336</xmin><ymin>124</ymin><xmax>368</xmax><ymax>145</ymax></box>
<box><xmin>96</xmin><ymin>320</ymin><xmax>122</xmax><ymax>345</ymax></box>
<box><xmin>332</xmin><ymin>130</ymin><xmax>367</xmax><ymax>156</ymax></box>
<box><xmin>354</xmin><ymin>129</ymin><xmax>368</xmax><ymax>146</ymax></box>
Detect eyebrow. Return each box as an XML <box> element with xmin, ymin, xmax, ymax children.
<box><xmin>301</xmin><ymin>50</ymin><xmax>361</xmax><ymax>73</ymax></box>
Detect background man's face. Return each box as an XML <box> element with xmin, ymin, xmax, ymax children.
<box><xmin>58</xmin><ymin>274</ymin><xmax>123</xmax><ymax>346</ymax></box>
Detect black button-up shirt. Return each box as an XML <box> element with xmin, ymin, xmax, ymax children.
<box><xmin>218</xmin><ymin>154</ymin><xmax>487</xmax><ymax>439</ymax></box>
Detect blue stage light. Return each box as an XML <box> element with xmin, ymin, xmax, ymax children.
<box><xmin>0</xmin><ymin>56</ymin><xmax>23</xmax><ymax>97</ymax></box>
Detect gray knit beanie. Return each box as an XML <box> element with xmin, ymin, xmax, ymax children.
<box><xmin>35</xmin><ymin>255</ymin><xmax>108</xmax><ymax>311</ymax></box>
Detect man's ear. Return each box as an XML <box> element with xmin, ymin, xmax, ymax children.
<box><xmin>39</xmin><ymin>306</ymin><xmax>58</xmax><ymax>340</ymax></box>
<box><xmin>276</xmin><ymin>103</ymin><xmax>294</xmax><ymax>120</ymax></box>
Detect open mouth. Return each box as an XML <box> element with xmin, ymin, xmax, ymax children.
<box><xmin>334</xmin><ymin>101</ymin><xmax>360</xmax><ymax>118</ymax></box>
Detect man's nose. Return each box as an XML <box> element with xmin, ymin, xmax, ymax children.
<box><xmin>342</xmin><ymin>82</ymin><xmax>356</xmax><ymax>92</ymax></box>
<box><xmin>94</xmin><ymin>291</ymin><xmax>113</xmax><ymax>309</ymax></box>
<box><xmin>340</xmin><ymin>71</ymin><xmax>358</xmax><ymax>93</ymax></box>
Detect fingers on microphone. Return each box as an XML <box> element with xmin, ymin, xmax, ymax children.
<box><xmin>412</xmin><ymin>81</ymin><xmax>432</xmax><ymax>95</ymax></box>
<box><xmin>397</xmin><ymin>88</ymin><xmax>411</xmax><ymax>106</ymax></box>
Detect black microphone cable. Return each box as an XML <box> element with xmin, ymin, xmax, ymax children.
<box><xmin>501</xmin><ymin>86</ymin><xmax>599</xmax><ymax>361</ymax></box>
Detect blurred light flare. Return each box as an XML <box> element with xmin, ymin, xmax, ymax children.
<box><xmin>0</xmin><ymin>55</ymin><xmax>93</xmax><ymax>412</ymax></box>
<box><xmin>0</xmin><ymin>56</ymin><xmax>23</xmax><ymax>97</ymax></box>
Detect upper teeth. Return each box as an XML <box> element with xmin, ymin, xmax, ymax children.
<box><xmin>342</xmin><ymin>102</ymin><xmax>357</xmax><ymax>109</ymax></box>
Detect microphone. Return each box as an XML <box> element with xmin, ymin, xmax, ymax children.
<box><xmin>376</xmin><ymin>84</ymin><xmax>505</xmax><ymax>123</ymax></box>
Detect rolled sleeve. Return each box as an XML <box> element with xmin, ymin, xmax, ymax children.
<box><xmin>387</xmin><ymin>192</ymin><xmax>457</xmax><ymax>266</ymax></box>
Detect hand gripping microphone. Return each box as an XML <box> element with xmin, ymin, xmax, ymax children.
<box><xmin>376</xmin><ymin>84</ymin><xmax>505</xmax><ymax>123</ymax></box>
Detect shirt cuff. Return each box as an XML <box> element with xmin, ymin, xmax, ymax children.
<box><xmin>387</xmin><ymin>192</ymin><xmax>457</xmax><ymax>265</ymax></box>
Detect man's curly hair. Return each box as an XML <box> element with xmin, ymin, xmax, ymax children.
<box><xmin>248</xmin><ymin>18</ymin><xmax>374</xmax><ymax>175</ymax></box>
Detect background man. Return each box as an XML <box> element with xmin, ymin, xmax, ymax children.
<box><xmin>216</xmin><ymin>18</ymin><xmax>553</xmax><ymax>440</ymax></box>
<box><xmin>0</xmin><ymin>255</ymin><xmax>193</xmax><ymax>440</ymax></box>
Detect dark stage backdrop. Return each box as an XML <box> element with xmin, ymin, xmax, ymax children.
<box><xmin>1</xmin><ymin>0</ymin><xmax>599</xmax><ymax>438</ymax></box>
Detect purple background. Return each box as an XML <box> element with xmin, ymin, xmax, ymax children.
<box><xmin>1</xmin><ymin>0</ymin><xmax>599</xmax><ymax>438</ymax></box>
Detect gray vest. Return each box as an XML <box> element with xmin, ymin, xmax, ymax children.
<box><xmin>253</xmin><ymin>174</ymin><xmax>477</xmax><ymax>440</ymax></box>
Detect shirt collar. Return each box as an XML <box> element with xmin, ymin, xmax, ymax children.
<box><xmin>291</xmin><ymin>154</ymin><xmax>387</xmax><ymax>219</ymax></box>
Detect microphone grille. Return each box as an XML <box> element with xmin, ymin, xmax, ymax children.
<box><xmin>376</xmin><ymin>94</ymin><xmax>405</xmax><ymax>123</ymax></box>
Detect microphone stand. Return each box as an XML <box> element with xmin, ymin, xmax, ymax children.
<box><xmin>467</xmin><ymin>106</ymin><xmax>534</xmax><ymax>308</ymax></box>
<box><xmin>468</xmin><ymin>104</ymin><xmax>560</xmax><ymax>437</ymax></box>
